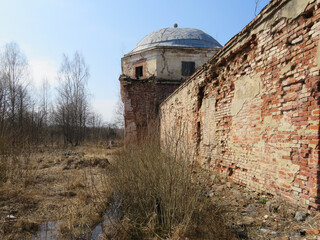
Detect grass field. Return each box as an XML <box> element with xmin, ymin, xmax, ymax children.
<box><xmin>0</xmin><ymin>143</ymin><xmax>115</xmax><ymax>239</ymax></box>
<box><xmin>2</xmin><ymin>139</ymin><xmax>313</xmax><ymax>239</ymax></box>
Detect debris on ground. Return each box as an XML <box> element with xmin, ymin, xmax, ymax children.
<box><xmin>207</xmin><ymin>174</ymin><xmax>320</xmax><ymax>240</ymax></box>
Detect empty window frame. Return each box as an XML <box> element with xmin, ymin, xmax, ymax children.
<box><xmin>181</xmin><ymin>61</ymin><xmax>195</xmax><ymax>76</ymax></box>
<box><xmin>135</xmin><ymin>66</ymin><xmax>143</xmax><ymax>78</ymax></box>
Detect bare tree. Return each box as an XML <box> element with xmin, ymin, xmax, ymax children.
<box><xmin>113</xmin><ymin>93</ymin><xmax>124</xmax><ymax>129</ymax></box>
<box><xmin>55</xmin><ymin>52</ymin><xmax>90</xmax><ymax>146</ymax></box>
<box><xmin>39</xmin><ymin>78</ymin><xmax>50</xmax><ymax>126</ymax></box>
<box><xmin>0</xmin><ymin>42</ymin><xmax>30</xmax><ymax>148</ymax></box>
<box><xmin>254</xmin><ymin>0</ymin><xmax>260</xmax><ymax>16</ymax></box>
<box><xmin>86</xmin><ymin>111</ymin><xmax>102</xmax><ymax>141</ymax></box>
<box><xmin>0</xmin><ymin>72</ymin><xmax>8</xmax><ymax>145</ymax></box>
<box><xmin>30</xmin><ymin>78</ymin><xmax>51</xmax><ymax>144</ymax></box>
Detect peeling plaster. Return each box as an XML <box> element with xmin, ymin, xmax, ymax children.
<box><xmin>280</xmin><ymin>64</ymin><xmax>292</xmax><ymax>76</ymax></box>
<box><xmin>201</xmin><ymin>96</ymin><xmax>216</xmax><ymax>146</ymax></box>
<box><xmin>315</xmin><ymin>39</ymin><xmax>320</xmax><ymax>69</ymax></box>
<box><xmin>277</xmin><ymin>158</ymin><xmax>300</xmax><ymax>184</ymax></box>
<box><xmin>160</xmin><ymin>49</ymin><xmax>174</xmax><ymax>75</ymax></box>
<box><xmin>276</xmin><ymin>0</ymin><xmax>310</xmax><ymax>20</ymax></box>
<box><xmin>260</xmin><ymin>116</ymin><xmax>278</xmax><ymax>134</ymax></box>
<box><xmin>227</xmin><ymin>0</ymin><xmax>312</xmax><ymax>57</ymax></box>
<box><xmin>231</xmin><ymin>75</ymin><xmax>261</xmax><ymax>116</ymax></box>
<box><xmin>278</xmin><ymin>115</ymin><xmax>295</xmax><ymax>132</ymax></box>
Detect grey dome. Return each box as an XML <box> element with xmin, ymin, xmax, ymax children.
<box><xmin>131</xmin><ymin>28</ymin><xmax>222</xmax><ymax>53</ymax></box>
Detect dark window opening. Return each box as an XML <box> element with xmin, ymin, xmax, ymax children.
<box><xmin>182</xmin><ymin>61</ymin><xmax>195</xmax><ymax>76</ymax></box>
<box><xmin>135</xmin><ymin>66</ymin><xmax>143</xmax><ymax>79</ymax></box>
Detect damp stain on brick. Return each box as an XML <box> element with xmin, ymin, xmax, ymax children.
<box><xmin>197</xmin><ymin>86</ymin><xmax>205</xmax><ymax>110</ymax></box>
<box><xmin>196</xmin><ymin>121</ymin><xmax>201</xmax><ymax>155</ymax></box>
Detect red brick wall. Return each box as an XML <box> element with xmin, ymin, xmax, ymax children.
<box><xmin>160</xmin><ymin>0</ymin><xmax>320</xmax><ymax>209</ymax></box>
<box><xmin>122</xmin><ymin>78</ymin><xmax>180</xmax><ymax>142</ymax></box>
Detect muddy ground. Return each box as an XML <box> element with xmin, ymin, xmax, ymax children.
<box><xmin>0</xmin><ymin>144</ymin><xmax>115</xmax><ymax>239</ymax></box>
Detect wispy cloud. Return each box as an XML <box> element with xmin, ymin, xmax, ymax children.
<box><xmin>29</xmin><ymin>59</ymin><xmax>58</xmax><ymax>87</ymax></box>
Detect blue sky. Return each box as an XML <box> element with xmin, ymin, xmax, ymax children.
<box><xmin>0</xmin><ymin>0</ymin><xmax>269</xmax><ymax>122</ymax></box>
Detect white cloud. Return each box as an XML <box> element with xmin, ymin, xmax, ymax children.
<box><xmin>91</xmin><ymin>98</ymin><xmax>118</xmax><ymax>123</ymax></box>
<box><xmin>29</xmin><ymin>59</ymin><xmax>58</xmax><ymax>87</ymax></box>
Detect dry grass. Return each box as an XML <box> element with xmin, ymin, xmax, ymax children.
<box><xmin>0</xmin><ymin>143</ymin><xmax>114</xmax><ymax>240</ymax></box>
<box><xmin>0</xmin><ymin>138</ymin><xmax>235</xmax><ymax>239</ymax></box>
<box><xmin>108</xmin><ymin>137</ymin><xmax>234</xmax><ymax>239</ymax></box>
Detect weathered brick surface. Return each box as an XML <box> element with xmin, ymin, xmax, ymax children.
<box><xmin>160</xmin><ymin>0</ymin><xmax>320</xmax><ymax>209</ymax></box>
<box><xmin>122</xmin><ymin>77</ymin><xmax>180</xmax><ymax>141</ymax></box>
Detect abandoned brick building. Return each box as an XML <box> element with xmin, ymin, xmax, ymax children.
<box><xmin>119</xmin><ymin>26</ymin><xmax>222</xmax><ymax>141</ymax></box>
<box><xmin>121</xmin><ymin>0</ymin><xmax>320</xmax><ymax>210</ymax></box>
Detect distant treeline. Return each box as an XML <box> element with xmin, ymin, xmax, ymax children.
<box><xmin>0</xmin><ymin>42</ymin><xmax>123</xmax><ymax>153</ymax></box>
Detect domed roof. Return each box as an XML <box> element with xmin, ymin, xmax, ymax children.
<box><xmin>131</xmin><ymin>27</ymin><xmax>222</xmax><ymax>53</ymax></box>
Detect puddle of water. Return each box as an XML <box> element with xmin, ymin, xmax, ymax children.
<box><xmin>30</xmin><ymin>198</ymin><xmax>120</xmax><ymax>240</ymax></box>
<box><xmin>29</xmin><ymin>221</ymin><xmax>61</xmax><ymax>240</ymax></box>
<box><xmin>91</xmin><ymin>197</ymin><xmax>121</xmax><ymax>240</ymax></box>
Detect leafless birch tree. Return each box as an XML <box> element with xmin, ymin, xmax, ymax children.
<box><xmin>0</xmin><ymin>42</ymin><xmax>30</xmax><ymax>148</ymax></box>
<box><xmin>55</xmin><ymin>52</ymin><xmax>90</xmax><ymax>146</ymax></box>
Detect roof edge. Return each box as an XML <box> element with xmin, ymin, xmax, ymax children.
<box><xmin>160</xmin><ymin>0</ymin><xmax>302</xmax><ymax>106</ymax></box>
<box><xmin>123</xmin><ymin>45</ymin><xmax>220</xmax><ymax>58</ymax></box>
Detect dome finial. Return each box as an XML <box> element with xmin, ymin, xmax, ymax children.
<box><xmin>174</xmin><ymin>23</ymin><xmax>178</xmax><ymax>28</ymax></box>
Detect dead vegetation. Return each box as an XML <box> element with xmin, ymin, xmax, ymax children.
<box><xmin>1</xmin><ymin>137</ymin><xmax>319</xmax><ymax>239</ymax></box>
<box><xmin>102</xmin><ymin>135</ymin><xmax>320</xmax><ymax>239</ymax></box>
<box><xmin>106</xmin><ymin>137</ymin><xmax>235</xmax><ymax>240</ymax></box>
<box><xmin>0</xmin><ymin>143</ymin><xmax>115</xmax><ymax>240</ymax></box>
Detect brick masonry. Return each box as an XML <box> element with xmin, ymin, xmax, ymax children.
<box><xmin>121</xmin><ymin>76</ymin><xmax>181</xmax><ymax>142</ymax></box>
<box><xmin>160</xmin><ymin>0</ymin><xmax>320</xmax><ymax>209</ymax></box>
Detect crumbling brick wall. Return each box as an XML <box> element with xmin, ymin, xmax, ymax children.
<box><xmin>160</xmin><ymin>0</ymin><xmax>320</xmax><ymax>209</ymax></box>
<box><xmin>121</xmin><ymin>77</ymin><xmax>180</xmax><ymax>141</ymax></box>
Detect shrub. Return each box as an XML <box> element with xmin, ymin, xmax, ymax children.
<box><xmin>110</xmin><ymin>137</ymin><xmax>198</xmax><ymax>238</ymax></box>
<box><xmin>110</xmin><ymin>136</ymin><xmax>234</xmax><ymax>239</ymax></box>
